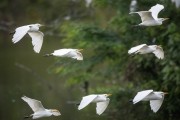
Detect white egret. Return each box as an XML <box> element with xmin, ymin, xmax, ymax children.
<box><xmin>130</xmin><ymin>0</ymin><xmax>137</xmax><ymax>12</ymax></box>
<box><xmin>12</xmin><ymin>23</ymin><xmax>44</xmax><ymax>53</ymax></box>
<box><xmin>78</xmin><ymin>94</ymin><xmax>111</xmax><ymax>115</ymax></box>
<box><xmin>132</xmin><ymin>90</ymin><xmax>168</xmax><ymax>113</ymax></box>
<box><xmin>21</xmin><ymin>96</ymin><xmax>61</xmax><ymax>119</ymax></box>
<box><xmin>129</xmin><ymin>4</ymin><xmax>169</xmax><ymax>26</ymax></box>
<box><xmin>128</xmin><ymin>44</ymin><xmax>164</xmax><ymax>59</ymax></box>
<box><xmin>44</xmin><ymin>48</ymin><xmax>83</xmax><ymax>60</ymax></box>
<box><xmin>85</xmin><ymin>0</ymin><xmax>92</xmax><ymax>8</ymax></box>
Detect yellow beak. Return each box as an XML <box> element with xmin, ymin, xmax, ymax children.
<box><xmin>164</xmin><ymin>92</ymin><xmax>168</xmax><ymax>95</ymax></box>
<box><xmin>78</xmin><ymin>49</ymin><xmax>83</xmax><ymax>51</ymax></box>
<box><xmin>107</xmin><ymin>94</ymin><xmax>112</xmax><ymax>96</ymax></box>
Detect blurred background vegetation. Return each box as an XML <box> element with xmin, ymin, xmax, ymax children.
<box><xmin>0</xmin><ymin>0</ymin><xmax>180</xmax><ymax>120</ymax></box>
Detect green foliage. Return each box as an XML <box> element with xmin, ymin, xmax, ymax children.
<box><xmin>1</xmin><ymin>0</ymin><xmax>179</xmax><ymax>119</ymax></box>
<box><xmin>49</xmin><ymin>0</ymin><xmax>180</xmax><ymax>120</ymax></box>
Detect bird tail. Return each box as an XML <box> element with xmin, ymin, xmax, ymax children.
<box><xmin>43</xmin><ymin>54</ymin><xmax>53</xmax><ymax>57</ymax></box>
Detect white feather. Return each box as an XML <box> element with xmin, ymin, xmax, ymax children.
<box><xmin>152</xmin><ymin>46</ymin><xmax>164</xmax><ymax>59</ymax></box>
<box><xmin>128</xmin><ymin>44</ymin><xmax>147</xmax><ymax>54</ymax></box>
<box><xmin>78</xmin><ymin>95</ymin><xmax>97</xmax><ymax>110</ymax></box>
<box><xmin>128</xmin><ymin>44</ymin><xmax>164</xmax><ymax>59</ymax></box>
<box><xmin>129</xmin><ymin>4</ymin><xmax>167</xmax><ymax>26</ymax></box>
<box><xmin>130</xmin><ymin>11</ymin><xmax>154</xmax><ymax>22</ymax></box>
<box><xmin>21</xmin><ymin>96</ymin><xmax>45</xmax><ymax>112</ymax></box>
<box><xmin>12</xmin><ymin>26</ymin><xmax>30</xmax><ymax>43</ymax></box>
<box><xmin>150</xmin><ymin>99</ymin><xmax>164</xmax><ymax>113</ymax></box>
<box><xmin>12</xmin><ymin>23</ymin><xmax>44</xmax><ymax>53</ymax></box>
<box><xmin>21</xmin><ymin>96</ymin><xmax>60</xmax><ymax>119</ymax></box>
<box><xmin>96</xmin><ymin>98</ymin><xmax>110</xmax><ymax>115</ymax></box>
<box><xmin>149</xmin><ymin>4</ymin><xmax>164</xmax><ymax>20</ymax></box>
<box><xmin>28</xmin><ymin>31</ymin><xmax>44</xmax><ymax>53</ymax></box>
<box><xmin>133</xmin><ymin>90</ymin><xmax>153</xmax><ymax>104</ymax></box>
<box><xmin>51</xmin><ymin>49</ymin><xmax>83</xmax><ymax>60</ymax></box>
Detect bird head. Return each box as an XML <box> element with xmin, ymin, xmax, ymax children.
<box><xmin>77</xmin><ymin>49</ymin><xmax>83</xmax><ymax>52</ymax></box>
<box><xmin>159</xmin><ymin>18</ymin><xmax>169</xmax><ymax>22</ymax></box>
<box><xmin>35</xmin><ymin>23</ymin><xmax>44</xmax><ymax>27</ymax></box>
<box><xmin>159</xmin><ymin>92</ymin><xmax>168</xmax><ymax>96</ymax></box>
<box><xmin>163</xmin><ymin>92</ymin><xmax>168</xmax><ymax>95</ymax></box>
<box><xmin>105</xmin><ymin>94</ymin><xmax>112</xmax><ymax>97</ymax></box>
<box><xmin>50</xmin><ymin>109</ymin><xmax>61</xmax><ymax>116</ymax></box>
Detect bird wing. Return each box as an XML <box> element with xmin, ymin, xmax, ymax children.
<box><xmin>21</xmin><ymin>96</ymin><xmax>45</xmax><ymax>112</ymax></box>
<box><xmin>28</xmin><ymin>31</ymin><xmax>44</xmax><ymax>53</ymax></box>
<box><xmin>130</xmin><ymin>11</ymin><xmax>155</xmax><ymax>22</ymax></box>
<box><xmin>150</xmin><ymin>98</ymin><xmax>164</xmax><ymax>113</ymax></box>
<box><xmin>76</xmin><ymin>51</ymin><xmax>83</xmax><ymax>60</ymax></box>
<box><xmin>133</xmin><ymin>90</ymin><xmax>153</xmax><ymax>104</ymax></box>
<box><xmin>149</xmin><ymin>4</ymin><xmax>164</xmax><ymax>20</ymax></box>
<box><xmin>153</xmin><ymin>46</ymin><xmax>164</xmax><ymax>59</ymax></box>
<box><xmin>53</xmin><ymin>49</ymin><xmax>71</xmax><ymax>56</ymax></box>
<box><xmin>128</xmin><ymin>44</ymin><xmax>148</xmax><ymax>54</ymax></box>
<box><xmin>12</xmin><ymin>25</ymin><xmax>30</xmax><ymax>43</ymax></box>
<box><xmin>96</xmin><ymin>98</ymin><xmax>110</xmax><ymax>115</ymax></box>
<box><xmin>78</xmin><ymin>95</ymin><xmax>97</xmax><ymax>110</ymax></box>
<box><xmin>70</xmin><ymin>51</ymin><xmax>83</xmax><ymax>60</ymax></box>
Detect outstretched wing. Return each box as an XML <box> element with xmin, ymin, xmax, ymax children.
<box><xmin>21</xmin><ymin>96</ymin><xmax>45</xmax><ymax>112</ymax></box>
<box><xmin>12</xmin><ymin>25</ymin><xmax>30</xmax><ymax>43</ymax></box>
<box><xmin>70</xmin><ymin>51</ymin><xmax>83</xmax><ymax>60</ymax></box>
<box><xmin>150</xmin><ymin>98</ymin><xmax>164</xmax><ymax>113</ymax></box>
<box><xmin>128</xmin><ymin>44</ymin><xmax>147</xmax><ymax>54</ymax></box>
<box><xmin>28</xmin><ymin>31</ymin><xmax>44</xmax><ymax>53</ymax></box>
<box><xmin>153</xmin><ymin>46</ymin><xmax>164</xmax><ymax>59</ymax></box>
<box><xmin>149</xmin><ymin>4</ymin><xmax>164</xmax><ymax>20</ymax></box>
<box><xmin>133</xmin><ymin>90</ymin><xmax>153</xmax><ymax>104</ymax></box>
<box><xmin>96</xmin><ymin>98</ymin><xmax>110</xmax><ymax>115</ymax></box>
<box><xmin>53</xmin><ymin>49</ymin><xmax>71</xmax><ymax>56</ymax></box>
<box><xmin>78</xmin><ymin>95</ymin><xmax>97</xmax><ymax>110</ymax></box>
<box><xmin>130</xmin><ymin>11</ymin><xmax>155</xmax><ymax>22</ymax></box>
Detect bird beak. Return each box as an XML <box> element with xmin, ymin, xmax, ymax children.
<box><xmin>78</xmin><ymin>49</ymin><xmax>83</xmax><ymax>51</ymax></box>
<box><xmin>164</xmin><ymin>18</ymin><xmax>169</xmax><ymax>20</ymax></box>
<box><xmin>164</xmin><ymin>92</ymin><xmax>168</xmax><ymax>95</ymax></box>
<box><xmin>107</xmin><ymin>94</ymin><xmax>112</xmax><ymax>96</ymax></box>
<box><xmin>40</xmin><ymin>24</ymin><xmax>45</xmax><ymax>27</ymax></box>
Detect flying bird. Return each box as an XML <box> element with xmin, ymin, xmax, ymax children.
<box><xmin>44</xmin><ymin>49</ymin><xmax>83</xmax><ymax>60</ymax></box>
<box><xmin>21</xmin><ymin>96</ymin><xmax>61</xmax><ymax>119</ymax></box>
<box><xmin>78</xmin><ymin>94</ymin><xmax>111</xmax><ymax>115</ymax></box>
<box><xmin>128</xmin><ymin>44</ymin><xmax>164</xmax><ymax>59</ymax></box>
<box><xmin>129</xmin><ymin>4</ymin><xmax>169</xmax><ymax>26</ymax></box>
<box><xmin>132</xmin><ymin>90</ymin><xmax>168</xmax><ymax>113</ymax></box>
<box><xmin>12</xmin><ymin>23</ymin><xmax>44</xmax><ymax>53</ymax></box>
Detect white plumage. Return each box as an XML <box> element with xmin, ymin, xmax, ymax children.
<box><xmin>45</xmin><ymin>49</ymin><xmax>83</xmax><ymax>60</ymax></box>
<box><xmin>12</xmin><ymin>23</ymin><xmax>44</xmax><ymax>53</ymax></box>
<box><xmin>78</xmin><ymin>94</ymin><xmax>111</xmax><ymax>115</ymax></box>
<box><xmin>85</xmin><ymin>0</ymin><xmax>92</xmax><ymax>7</ymax></box>
<box><xmin>129</xmin><ymin>4</ymin><xmax>169</xmax><ymax>26</ymax></box>
<box><xmin>128</xmin><ymin>44</ymin><xmax>164</xmax><ymax>59</ymax></box>
<box><xmin>132</xmin><ymin>90</ymin><xmax>168</xmax><ymax>113</ymax></box>
<box><xmin>21</xmin><ymin>96</ymin><xmax>61</xmax><ymax>119</ymax></box>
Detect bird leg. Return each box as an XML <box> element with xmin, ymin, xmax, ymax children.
<box><xmin>43</xmin><ymin>54</ymin><xmax>53</xmax><ymax>57</ymax></box>
<box><xmin>9</xmin><ymin>31</ymin><xmax>15</xmax><ymax>35</ymax></box>
<box><xmin>129</xmin><ymin>99</ymin><xmax>133</xmax><ymax>102</ymax></box>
